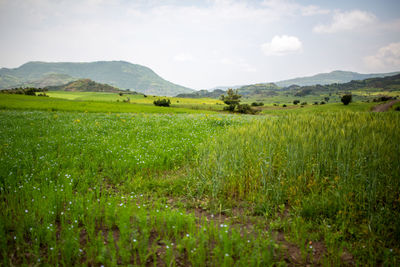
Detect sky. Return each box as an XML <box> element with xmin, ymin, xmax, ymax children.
<box><xmin>0</xmin><ymin>0</ymin><xmax>400</xmax><ymax>89</ymax></box>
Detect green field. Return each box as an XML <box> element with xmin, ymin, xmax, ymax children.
<box><xmin>0</xmin><ymin>94</ymin><xmax>217</xmax><ymax>114</ymax></box>
<box><xmin>46</xmin><ymin>91</ymin><xmax>224</xmax><ymax>110</ymax></box>
<box><xmin>0</xmin><ymin>93</ymin><xmax>399</xmax><ymax>266</ymax></box>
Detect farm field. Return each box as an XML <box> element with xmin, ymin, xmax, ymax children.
<box><xmin>0</xmin><ymin>94</ymin><xmax>399</xmax><ymax>266</ymax></box>
<box><xmin>0</xmin><ymin>94</ymin><xmax>217</xmax><ymax>114</ymax></box>
<box><xmin>240</xmin><ymin>90</ymin><xmax>400</xmax><ymax>106</ymax></box>
<box><xmin>46</xmin><ymin>91</ymin><xmax>224</xmax><ymax>110</ymax></box>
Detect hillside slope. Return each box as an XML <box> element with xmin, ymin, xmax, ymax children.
<box><xmin>0</xmin><ymin>61</ymin><xmax>194</xmax><ymax>96</ymax></box>
<box><xmin>46</xmin><ymin>79</ymin><xmax>123</xmax><ymax>93</ymax></box>
<box><xmin>275</xmin><ymin>70</ymin><xmax>400</xmax><ymax>87</ymax></box>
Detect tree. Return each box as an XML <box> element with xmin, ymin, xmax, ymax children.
<box><xmin>220</xmin><ymin>89</ymin><xmax>241</xmax><ymax>112</ymax></box>
<box><xmin>341</xmin><ymin>94</ymin><xmax>352</xmax><ymax>105</ymax></box>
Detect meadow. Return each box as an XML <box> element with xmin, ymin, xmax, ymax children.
<box><xmin>46</xmin><ymin>91</ymin><xmax>224</xmax><ymax>111</ymax></box>
<box><xmin>0</xmin><ymin>94</ymin><xmax>217</xmax><ymax>114</ymax></box>
<box><xmin>0</xmin><ymin>93</ymin><xmax>399</xmax><ymax>266</ymax></box>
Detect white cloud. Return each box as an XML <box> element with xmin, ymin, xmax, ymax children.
<box><xmin>261</xmin><ymin>35</ymin><xmax>302</xmax><ymax>56</ymax></box>
<box><xmin>301</xmin><ymin>5</ymin><xmax>330</xmax><ymax>16</ymax></box>
<box><xmin>364</xmin><ymin>42</ymin><xmax>400</xmax><ymax>71</ymax></box>
<box><xmin>313</xmin><ymin>10</ymin><xmax>376</xmax><ymax>33</ymax></box>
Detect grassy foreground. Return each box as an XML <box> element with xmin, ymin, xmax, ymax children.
<box><xmin>0</xmin><ymin>98</ymin><xmax>399</xmax><ymax>265</ymax></box>
<box><xmin>0</xmin><ymin>94</ymin><xmax>217</xmax><ymax>114</ymax></box>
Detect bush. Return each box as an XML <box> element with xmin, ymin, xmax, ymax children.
<box><xmin>237</xmin><ymin>104</ymin><xmax>254</xmax><ymax>114</ymax></box>
<box><xmin>293</xmin><ymin>100</ymin><xmax>300</xmax><ymax>105</ymax></box>
<box><xmin>153</xmin><ymin>98</ymin><xmax>171</xmax><ymax>107</ymax></box>
<box><xmin>282</xmin><ymin>104</ymin><xmax>287</xmax><ymax>107</ymax></box>
<box><xmin>373</xmin><ymin>96</ymin><xmax>395</xmax><ymax>102</ymax></box>
<box><xmin>251</xmin><ymin>102</ymin><xmax>264</xmax><ymax>107</ymax></box>
<box><xmin>223</xmin><ymin>105</ymin><xmax>235</xmax><ymax>112</ymax></box>
<box><xmin>313</xmin><ymin>101</ymin><xmax>319</xmax><ymax>105</ymax></box>
<box><xmin>320</xmin><ymin>101</ymin><xmax>326</xmax><ymax>105</ymax></box>
<box><xmin>301</xmin><ymin>102</ymin><xmax>307</xmax><ymax>105</ymax></box>
<box><xmin>341</xmin><ymin>94</ymin><xmax>352</xmax><ymax>105</ymax></box>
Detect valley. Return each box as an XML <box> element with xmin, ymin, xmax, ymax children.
<box><xmin>0</xmin><ymin>63</ymin><xmax>399</xmax><ymax>266</ymax></box>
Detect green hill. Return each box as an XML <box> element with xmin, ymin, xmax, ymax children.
<box><xmin>292</xmin><ymin>73</ymin><xmax>400</xmax><ymax>96</ymax></box>
<box><xmin>237</xmin><ymin>83</ymin><xmax>279</xmax><ymax>96</ymax></box>
<box><xmin>176</xmin><ymin>89</ymin><xmax>226</xmax><ymax>98</ymax></box>
<box><xmin>46</xmin><ymin>79</ymin><xmax>123</xmax><ymax>93</ymax></box>
<box><xmin>275</xmin><ymin>70</ymin><xmax>400</xmax><ymax>87</ymax></box>
<box><xmin>0</xmin><ymin>61</ymin><xmax>194</xmax><ymax>96</ymax></box>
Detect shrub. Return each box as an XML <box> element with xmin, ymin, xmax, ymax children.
<box><xmin>301</xmin><ymin>102</ymin><xmax>307</xmax><ymax>105</ymax></box>
<box><xmin>320</xmin><ymin>101</ymin><xmax>326</xmax><ymax>105</ymax></box>
<box><xmin>153</xmin><ymin>98</ymin><xmax>171</xmax><ymax>107</ymax></box>
<box><xmin>373</xmin><ymin>96</ymin><xmax>394</xmax><ymax>102</ymax></box>
<box><xmin>293</xmin><ymin>100</ymin><xmax>300</xmax><ymax>105</ymax></box>
<box><xmin>341</xmin><ymin>94</ymin><xmax>352</xmax><ymax>105</ymax></box>
<box><xmin>282</xmin><ymin>104</ymin><xmax>287</xmax><ymax>107</ymax></box>
<box><xmin>313</xmin><ymin>101</ymin><xmax>319</xmax><ymax>105</ymax></box>
<box><xmin>237</xmin><ymin>104</ymin><xmax>254</xmax><ymax>114</ymax></box>
<box><xmin>251</xmin><ymin>102</ymin><xmax>264</xmax><ymax>107</ymax></box>
<box><xmin>223</xmin><ymin>105</ymin><xmax>235</xmax><ymax>112</ymax></box>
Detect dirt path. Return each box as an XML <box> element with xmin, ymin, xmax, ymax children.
<box><xmin>372</xmin><ymin>99</ymin><xmax>400</xmax><ymax>112</ymax></box>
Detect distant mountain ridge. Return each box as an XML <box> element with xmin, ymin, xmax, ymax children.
<box><xmin>0</xmin><ymin>61</ymin><xmax>194</xmax><ymax>96</ymax></box>
<box><xmin>275</xmin><ymin>70</ymin><xmax>400</xmax><ymax>87</ymax></box>
<box><xmin>180</xmin><ymin>72</ymin><xmax>400</xmax><ymax>99</ymax></box>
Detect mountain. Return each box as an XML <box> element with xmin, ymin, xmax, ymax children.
<box><xmin>178</xmin><ymin>83</ymin><xmax>280</xmax><ymax>99</ymax></box>
<box><xmin>46</xmin><ymin>79</ymin><xmax>123</xmax><ymax>93</ymax></box>
<box><xmin>0</xmin><ymin>61</ymin><xmax>194</xmax><ymax>96</ymax></box>
<box><xmin>275</xmin><ymin>70</ymin><xmax>400</xmax><ymax>87</ymax></box>
<box><xmin>207</xmin><ymin>85</ymin><xmax>242</xmax><ymax>91</ymax></box>
<box><xmin>292</xmin><ymin>73</ymin><xmax>400</xmax><ymax>96</ymax></box>
<box><xmin>177</xmin><ymin>89</ymin><xmax>226</xmax><ymax>98</ymax></box>
<box><xmin>237</xmin><ymin>83</ymin><xmax>279</xmax><ymax>96</ymax></box>
<box><xmin>16</xmin><ymin>73</ymin><xmax>76</xmax><ymax>88</ymax></box>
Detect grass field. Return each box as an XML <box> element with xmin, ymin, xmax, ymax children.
<box><xmin>241</xmin><ymin>90</ymin><xmax>400</xmax><ymax>106</ymax></box>
<box><xmin>46</xmin><ymin>91</ymin><xmax>224</xmax><ymax>110</ymax></box>
<box><xmin>0</xmin><ymin>93</ymin><xmax>399</xmax><ymax>266</ymax></box>
<box><xmin>0</xmin><ymin>94</ymin><xmax>217</xmax><ymax>114</ymax></box>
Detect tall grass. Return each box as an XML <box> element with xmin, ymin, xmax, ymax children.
<box><xmin>191</xmin><ymin>111</ymin><xmax>400</xmax><ymax>264</ymax></box>
<box><xmin>0</xmin><ymin>110</ymin><xmax>278</xmax><ymax>266</ymax></box>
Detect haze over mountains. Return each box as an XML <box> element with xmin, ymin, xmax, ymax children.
<box><xmin>211</xmin><ymin>70</ymin><xmax>400</xmax><ymax>91</ymax></box>
<box><xmin>0</xmin><ymin>61</ymin><xmax>193</xmax><ymax>96</ymax></box>
<box><xmin>178</xmin><ymin>72</ymin><xmax>400</xmax><ymax>99</ymax></box>
<box><xmin>274</xmin><ymin>70</ymin><xmax>400</xmax><ymax>87</ymax></box>
<box><xmin>1</xmin><ymin>60</ymin><xmax>399</xmax><ymax>97</ymax></box>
